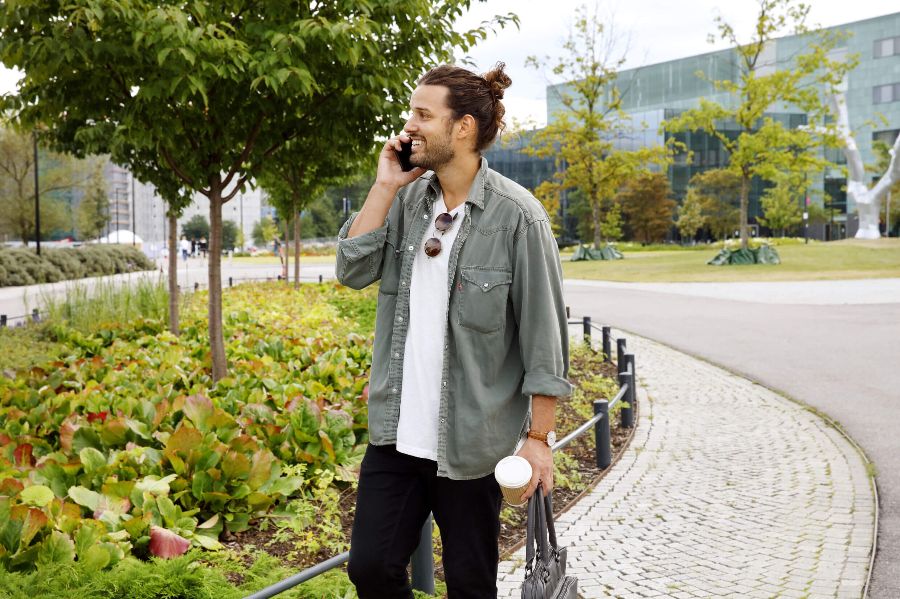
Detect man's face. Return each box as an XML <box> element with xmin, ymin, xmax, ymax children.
<box><xmin>404</xmin><ymin>85</ymin><xmax>456</xmax><ymax>171</ymax></box>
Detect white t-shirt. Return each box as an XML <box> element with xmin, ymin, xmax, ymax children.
<box><xmin>396</xmin><ymin>194</ymin><xmax>464</xmax><ymax>461</ymax></box>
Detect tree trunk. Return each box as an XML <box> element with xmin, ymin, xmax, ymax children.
<box><xmin>167</xmin><ymin>213</ymin><xmax>179</xmax><ymax>336</ymax></box>
<box><xmin>591</xmin><ymin>200</ymin><xmax>603</xmax><ymax>249</ymax></box>
<box><xmin>208</xmin><ymin>186</ymin><xmax>227</xmax><ymax>382</ymax></box>
<box><xmin>739</xmin><ymin>175</ymin><xmax>750</xmax><ymax>250</ymax></box>
<box><xmin>293</xmin><ymin>212</ymin><xmax>301</xmax><ymax>290</ymax></box>
<box><xmin>282</xmin><ymin>221</ymin><xmax>289</xmax><ymax>282</ymax></box>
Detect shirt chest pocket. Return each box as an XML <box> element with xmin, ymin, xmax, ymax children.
<box><xmin>380</xmin><ymin>231</ymin><xmax>405</xmax><ymax>296</ymax></box>
<box><xmin>457</xmin><ymin>266</ymin><xmax>512</xmax><ymax>333</ymax></box>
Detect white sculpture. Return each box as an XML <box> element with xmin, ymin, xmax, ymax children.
<box><xmin>831</xmin><ymin>82</ymin><xmax>900</xmax><ymax>239</ymax></box>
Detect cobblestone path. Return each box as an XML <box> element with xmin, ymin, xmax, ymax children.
<box><xmin>497</xmin><ymin>332</ymin><xmax>876</xmax><ymax>598</ymax></box>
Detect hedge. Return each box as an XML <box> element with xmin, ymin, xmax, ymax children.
<box><xmin>0</xmin><ymin>245</ymin><xmax>155</xmax><ymax>287</ymax></box>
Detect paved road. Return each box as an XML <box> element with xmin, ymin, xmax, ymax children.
<box><xmin>563</xmin><ymin>279</ymin><xmax>900</xmax><ymax>598</ymax></box>
<box><xmin>498</xmin><ymin>332</ymin><xmax>875</xmax><ymax>598</ymax></box>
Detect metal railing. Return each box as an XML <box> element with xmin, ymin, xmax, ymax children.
<box><xmin>245</xmin><ymin>315</ymin><xmax>638</xmax><ymax>599</ymax></box>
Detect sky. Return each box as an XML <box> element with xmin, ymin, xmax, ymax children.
<box><xmin>1</xmin><ymin>1</ymin><xmax>898</xmax><ymax>128</ymax></box>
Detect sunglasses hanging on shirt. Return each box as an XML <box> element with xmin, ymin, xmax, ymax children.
<box><xmin>424</xmin><ymin>211</ymin><xmax>459</xmax><ymax>257</ymax></box>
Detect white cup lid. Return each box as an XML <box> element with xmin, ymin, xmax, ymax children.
<box><xmin>494</xmin><ymin>456</ymin><xmax>532</xmax><ymax>487</ymax></box>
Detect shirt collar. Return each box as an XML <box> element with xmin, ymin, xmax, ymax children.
<box><xmin>419</xmin><ymin>157</ymin><xmax>488</xmax><ymax>211</ymax></box>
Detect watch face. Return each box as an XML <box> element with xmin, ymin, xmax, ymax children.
<box><xmin>546</xmin><ymin>431</ymin><xmax>556</xmax><ymax>446</ymax></box>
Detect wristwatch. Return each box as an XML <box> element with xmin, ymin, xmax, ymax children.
<box><xmin>527</xmin><ymin>429</ymin><xmax>557</xmax><ymax>447</ymax></box>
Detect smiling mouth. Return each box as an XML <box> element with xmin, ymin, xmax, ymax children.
<box><xmin>411</xmin><ymin>140</ymin><xmax>424</xmax><ymax>151</ymax></box>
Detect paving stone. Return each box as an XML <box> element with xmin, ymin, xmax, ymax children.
<box><xmin>498</xmin><ymin>330</ymin><xmax>876</xmax><ymax>598</ymax></box>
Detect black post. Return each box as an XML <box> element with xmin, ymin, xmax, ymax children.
<box><xmin>318</xmin><ymin>274</ymin><xmax>323</xmax><ymax>283</ymax></box>
<box><xmin>33</xmin><ymin>132</ymin><xmax>41</xmax><ymax>256</ymax></box>
<box><xmin>627</xmin><ymin>353</ymin><xmax>636</xmax><ymax>392</ymax></box>
<box><xmin>616</xmin><ymin>338</ymin><xmax>627</xmax><ymax>374</ymax></box>
<box><xmin>566</xmin><ymin>306</ymin><xmax>570</xmax><ymax>319</ymax></box>
<box><xmin>277</xmin><ymin>274</ymin><xmax>282</xmax><ymax>281</ymax></box>
<box><xmin>410</xmin><ymin>515</ymin><xmax>435</xmax><ymax>594</ymax></box>
<box><xmin>602</xmin><ymin>326</ymin><xmax>611</xmax><ymax>362</ymax></box>
<box><xmin>582</xmin><ymin>316</ymin><xmax>591</xmax><ymax>346</ymax></box>
<box><xmin>627</xmin><ymin>353</ymin><xmax>637</xmax><ymax>419</ymax></box>
<box><xmin>1</xmin><ymin>315</ymin><xmax>6</xmax><ymax>328</ymax></box>
<box><xmin>228</xmin><ymin>276</ymin><xmax>233</xmax><ymax>288</ymax></box>
<box><xmin>618</xmin><ymin>370</ymin><xmax>634</xmax><ymax>428</ymax></box>
<box><xmin>31</xmin><ymin>309</ymin><xmax>40</xmax><ymax>323</ymax></box>
<box><xmin>594</xmin><ymin>399</ymin><xmax>611</xmax><ymax>469</ymax></box>
<box><xmin>194</xmin><ymin>282</ymin><xmax>199</xmax><ymax>291</ymax></box>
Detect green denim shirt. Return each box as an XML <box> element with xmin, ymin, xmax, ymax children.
<box><xmin>336</xmin><ymin>158</ymin><xmax>572</xmax><ymax>480</ymax></box>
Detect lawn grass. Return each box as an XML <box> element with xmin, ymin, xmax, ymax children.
<box><xmin>231</xmin><ymin>254</ymin><xmax>337</xmax><ymax>265</ymax></box>
<box><xmin>561</xmin><ymin>239</ymin><xmax>900</xmax><ymax>282</ymax></box>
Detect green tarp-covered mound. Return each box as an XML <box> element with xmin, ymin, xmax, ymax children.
<box><xmin>707</xmin><ymin>245</ymin><xmax>781</xmax><ymax>265</ymax></box>
<box><xmin>571</xmin><ymin>244</ymin><xmax>624</xmax><ymax>261</ymax></box>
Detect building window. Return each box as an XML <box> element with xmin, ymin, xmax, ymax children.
<box><xmin>874</xmin><ymin>36</ymin><xmax>899</xmax><ymax>58</ymax></box>
<box><xmin>873</xmin><ymin>129</ymin><xmax>900</xmax><ymax>147</ymax></box>
<box><xmin>873</xmin><ymin>83</ymin><xmax>899</xmax><ymax>104</ymax></box>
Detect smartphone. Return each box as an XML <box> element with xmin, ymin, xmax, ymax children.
<box><xmin>395</xmin><ymin>140</ymin><xmax>414</xmax><ymax>172</ymax></box>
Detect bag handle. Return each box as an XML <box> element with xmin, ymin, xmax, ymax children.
<box><xmin>544</xmin><ymin>490</ymin><xmax>558</xmax><ymax>551</ymax></box>
<box><xmin>525</xmin><ymin>483</ymin><xmax>552</xmax><ymax>571</ymax></box>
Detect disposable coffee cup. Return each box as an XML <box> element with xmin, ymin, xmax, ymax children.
<box><xmin>494</xmin><ymin>456</ymin><xmax>533</xmax><ymax>507</ymax></box>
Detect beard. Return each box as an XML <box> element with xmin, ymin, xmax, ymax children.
<box><xmin>410</xmin><ymin>123</ymin><xmax>455</xmax><ymax>171</ymax></box>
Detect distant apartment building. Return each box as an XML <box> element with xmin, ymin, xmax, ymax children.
<box><xmin>487</xmin><ymin>11</ymin><xmax>900</xmax><ymax>241</ymax></box>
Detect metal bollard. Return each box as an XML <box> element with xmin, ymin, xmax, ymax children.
<box><xmin>319</xmin><ymin>274</ymin><xmax>323</xmax><ymax>283</ymax></box>
<box><xmin>410</xmin><ymin>515</ymin><xmax>435</xmax><ymax>594</ymax></box>
<box><xmin>0</xmin><ymin>315</ymin><xmax>6</xmax><ymax>328</ymax></box>
<box><xmin>582</xmin><ymin>316</ymin><xmax>591</xmax><ymax>346</ymax></box>
<box><xmin>618</xmin><ymin>370</ymin><xmax>634</xmax><ymax>428</ymax></box>
<box><xmin>194</xmin><ymin>282</ymin><xmax>199</xmax><ymax>291</ymax></box>
<box><xmin>277</xmin><ymin>275</ymin><xmax>282</xmax><ymax>281</ymax></box>
<box><xmin>616</xmin><ymin>338</ymin><xmax>627</xmax><ymax>374</ymax></box>
<box><xmin>627</xmin><ymin>353</ymin><xmax>637</xmax><ymax>415</ymax></box>
<box><xmin>594</xmin><ymin>399</ymin><xmax>611</xmax><ymax>469</ymax></box>
<box><xmin>602</xmin><ymin>326</ymin><xmax>611</xmax><ymax>362</ymax></box>
<box><xmin>566</xmin><ymin>306</ymin><xmax>570</xmax><ymax>319</ymax></box>
<box><xmin>228</xmin><ymin>276</ymin><xmax>233</xmax><ymax>288</ymax></box>
<box><xmin>32</xmin><ymin>309</ymin><xmax>40</xmax><ymax>323</ymax></box>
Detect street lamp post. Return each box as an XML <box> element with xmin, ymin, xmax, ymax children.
<box><xmin>131</xmin><ymin>173</ymin><xmax>136</xmax><ymax>246</ymax></box>
<box><xmin>33</xmin><ymin>132</ymin><xmax>41</xmax><ymax>256</ymax></box>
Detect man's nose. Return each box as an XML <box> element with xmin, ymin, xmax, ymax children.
<box><xmin>404</xmin><ymin>118</ymin><xmax>417</xmax><ymax>132</ymax></box>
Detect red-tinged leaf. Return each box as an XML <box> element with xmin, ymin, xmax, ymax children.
<box><xmin>14</xmin><ymin>444</ymin><xmax>34</xmax><ymax>467</ymax></box>
<box><xmin>16</xmin><ymin>507</ymin><xmax>49</xmax><ymax>548</ymax></box>
<box><xmin>318</xmin><ymin>430</ymin><xmax>336</xmax><ymax>461</ymax></box>
<box><xmin>163</xmin><ymin>425</ymin><xmax>202</xmax><ymax>468</ymax></box>
<box><xmin>362</xmin><ymin>384</ymin><xmax>369</xmax><ymax>403</ymax></box>
<box><xmin>0</xmin><ymin>433</ymin><xmax>11</xmax><ymax>445</ymax></box>
<box><xmin>148</xmin><ymin>526</ymin><xmax>190</xmax><ymax>558</ymax></box>
<box><xmin>59</xmin><ymin>420</ymin><xmax>79</xmax><ymax>453</ymax></box>
<box><xmin>183</xmin><ymin>395</ymin><xmax>214</xmax><ymax>430</ymax></box>
<box><xmin>0</xmin><ymin>478</ymin><xmax>24</xmax><ymax>496</ymax></box>
<box><xmin>86</xmin><ymin>411</ymin><xmax>108</xmax><ymax>423</ymax></box>
<box><xmin>221</xmin><ymin>449</ymin><xmax>251</xmax><ymax>480</ymax></box>
<box><xmin>247</xmin><ymin>450</ymin><xmax>275</xmax><ymax>489</ymax></box>
<box><xmin>100</xmin><ymin>417</ymin><xmax>128</xmax><ymax>446</ymax></box>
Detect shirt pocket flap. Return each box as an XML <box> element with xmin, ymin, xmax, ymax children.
<box><xmin>461</xmin><ymin>267</ymin><xmax>512</xmax><ymax>292</ymax></box>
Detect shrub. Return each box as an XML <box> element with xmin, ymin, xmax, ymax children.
<box><xmin>0</xmin><ymin>245</ymin><xmax>155</xmax><ymax>287</ymax></box>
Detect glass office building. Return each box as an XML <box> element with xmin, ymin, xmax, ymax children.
<box><xmin>488</xmin><ymin>11</ymin><xmax>900</xmax><ymax>240</ymax></box>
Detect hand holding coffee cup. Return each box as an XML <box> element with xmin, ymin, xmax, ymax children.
<box><xmin>494</xmin><ymin>456</ymin><xmax>533</xmax><ymax>507</ymax></box>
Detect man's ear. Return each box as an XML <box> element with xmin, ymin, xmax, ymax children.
<box><xmin>456</xmin><ymin>114</ymin><xmax>478</xmax><ymax>146</ymax></box>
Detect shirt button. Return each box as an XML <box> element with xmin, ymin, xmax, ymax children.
<box><xmin>394</xmin><ymin>352</ymin><xmax>399</xmax><ymax>358</ymax></box>
<box><xmin>392</xmin><ymin>387</ymin><xmax>398</xmax><ymax>393</ymax></box>
<box><xmin>401</xmin><ymin>280</ymin><xmax>407</xmax><ymax>286</ymax></box>
<box><xmin>398</xmin><ymin>316</ymin><xmax>403</xmax><ymax>322</ymax></box>
<box><xmin>442</xmin><ymin>381</ymin><xmax>447</xmax><ymax>387</ymax></box>
<box><xmin>408</xmin><ymin>245</ymin><xmax>413</xmax><ymax>251</ymax></box>
<box><xmin>423</xmin><ymin>214</ymin><xmax>427</xmax><ymax>219</ymax></box>
<box><xmin>440</xmin><ymin>418</ymin><xmax>446</xmax><ymax>424</ymax></box>
<box><xmin>483</xmin><ymin>283</ymin><xmax>489</xmax><ymax>288</ymax></box>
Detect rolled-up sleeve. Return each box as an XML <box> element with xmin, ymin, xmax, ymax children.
<box><xmin>510</xmin><ymin>218</ymin><xmax>572</xmax><ymax>398</ymax></box>
<box><xmin>335</xmin><ymin>212</ymin><xmax>389</xmax><ymax>290</ymax></box>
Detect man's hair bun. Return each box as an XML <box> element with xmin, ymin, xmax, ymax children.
<box><xmin>484</xmin><ymin>62</ymin><xmax>512</xmax><ymax>101</ymax></box>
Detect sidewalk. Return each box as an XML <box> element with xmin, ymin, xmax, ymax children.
<box><xmin>498</xmin><ymin>331</ymin><xmax>876</xmax><ymax>598</ymax></box>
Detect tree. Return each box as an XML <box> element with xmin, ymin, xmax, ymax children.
<box><xmin>676</xmin><ymin>190</ymin><xmax>707</xmax><ymax>243</ymax></box>
<box><xmin>0</xmin><ymin>126</ymin><xmax>81</xmax><ymax>242</ymax></box>
<box><xmin>525</xmin><ymin>4</ymin><xmax>675</xmax><ymax>249</ymax></box>
<box><xmin>222</xmin><ymin>219</ymin><xmax>239</xmax><ymax>252</ymax></box>
<box><xmin>618</xmin><ymin>172</ymin><xmax>676</xmax><ymax>244</ymax></box>
<box><xmin>182</xmin><ymin>214</ymin><xmax>209</xmax><ymax>242</ymax></box>
<box><xmin>664</xmin><ymin>0</ymin><xmax>856</xmax><ymax>250</ymax></box>
<box><xmin>758</xmin><ymin>182</ymin><xmax>802</xmax><ymax>236</ymax></box>
<box><xmin>257</xmin><ymin>134</ymin><xmax>367</xmax><ymax>288</ymax></box>
<box><xmin>252</xmin><ymin>216</ymin><xmax>278</xmax><ymax>248</ymax></box>
<box><xmin>76</xmin><ymin>163</ymin><xmax>109</xmax><ymax>240</ymax></box>
<box><xmin>687</xmin><ymin>168</ymin><xmax>742</xmax><ymax>241</ymax></box>
<box><xmin>1</xmin><ymin>2</ymin><xmax>515</xmax><ymax>381</ymax></box>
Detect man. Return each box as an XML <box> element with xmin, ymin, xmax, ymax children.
<box><xmin>336</xmin><ymin>63</ymin><xmax>571</xmax><ymax>599</ymax></box>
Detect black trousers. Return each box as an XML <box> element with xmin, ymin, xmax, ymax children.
<box><xmin>348</xmin><ymin>444</ymin><xmax>503</xmax><ymax>599</ymax></box>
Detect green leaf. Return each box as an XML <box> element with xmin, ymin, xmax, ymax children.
<box><xmin>135</xmin><ymin>474</ymin><xmax>178</xmax><ymax>496</ymax></box>
<box><xmin>74</xmin><ymin>520</ymin><xmax>105</xmax><ymax>558</ymax></box>
<box><xmin>72</xmin><ymin>427</ymin><xmax>102</xmax><ymax>453</ymax></box>
<box><xmin>157</xmin><ymin>48</ymin><xmax>172</xmax><ymax>65</ymax></box>
<box><xmin>80</xmin><ymin>543</ymin><xmax>111</xmax><ymax>571</ymax></box>
<box><xmin>68</xmin><ymin>486</ymin><xmax>101</xmax><ymax>511</ymax></box>
<box><xmin>20</xmin><ymin>485</ymin><xmax>55</xmax><ymax>507</ymax></box>
<box><xmin>37</xmin><ymin>530</ymin><xmax>75</xmax><ymax>567</ymax></box>
<box><xmin>156</xmin><ymin>496</ymin><xmax>177</xmax><ymax>527</ymax></box>
<box><xmin>79</xmin><ymin>447</ymin><xmax>107</xmax><ymax>473</ymax></box>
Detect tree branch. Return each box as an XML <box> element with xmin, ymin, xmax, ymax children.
<box><xmin>160</xmin><ymin>145</ymin><xmax>195</xmax><ymax>188</ymax></box>
<box><xmin>222</xmin><ymin>112</ymin><xmax>265</xmax><ymax>189</ymax></box>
